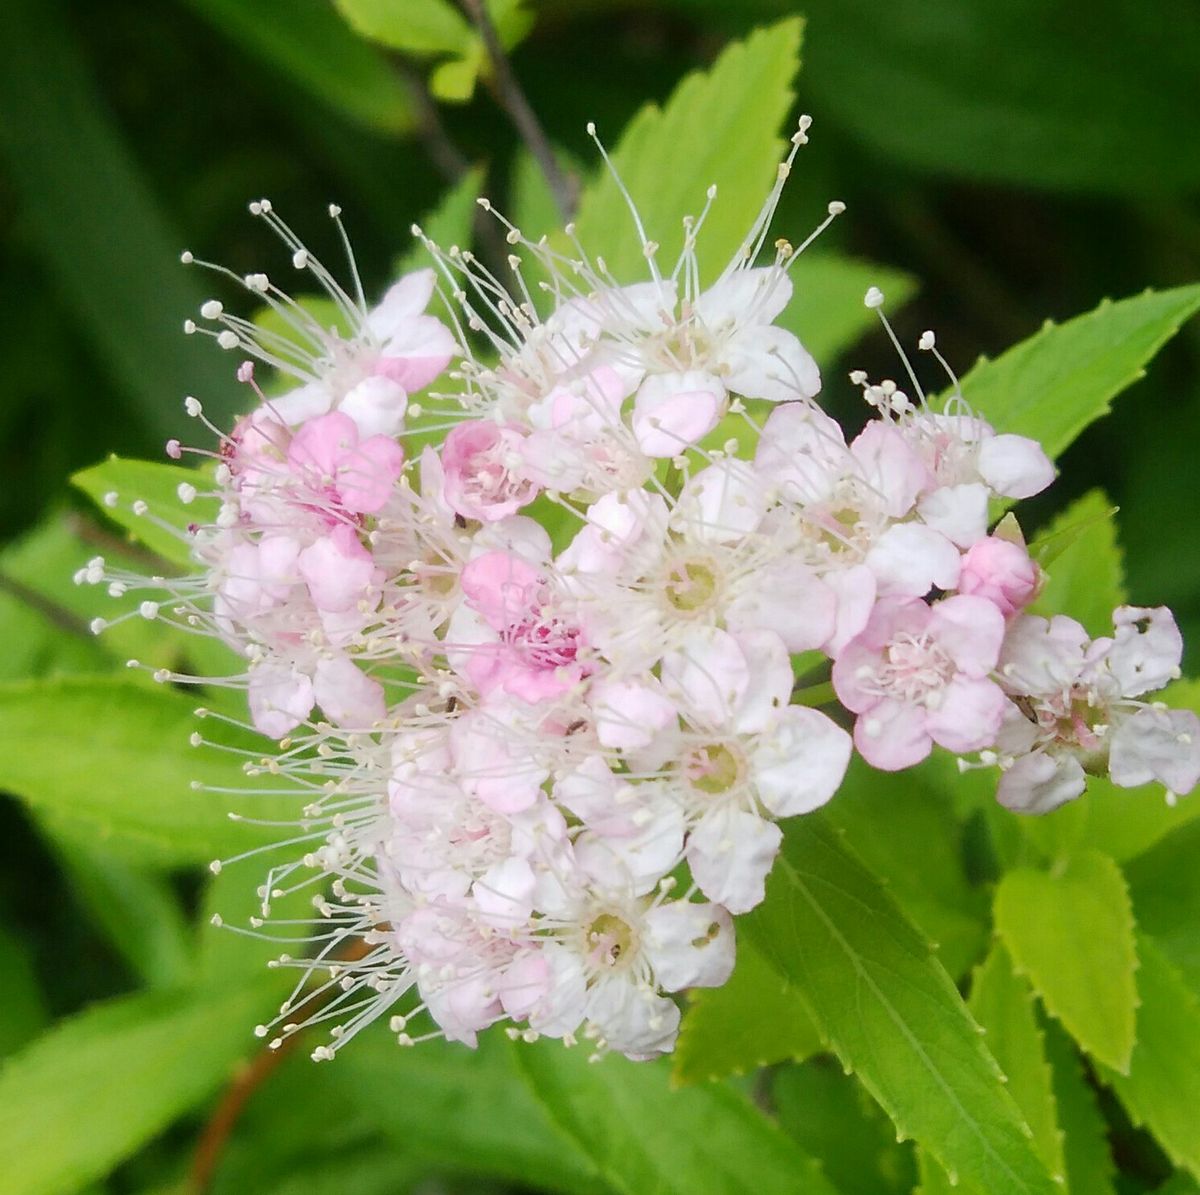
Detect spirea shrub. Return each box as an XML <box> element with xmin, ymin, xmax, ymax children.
<box><xmin>77</xmin><ymin>112</ymin><xmax>1200</xmax><ymax>1074</ymax></box>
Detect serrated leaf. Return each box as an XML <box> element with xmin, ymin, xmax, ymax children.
<box><xmin>993</xmin><ymin>850</ymin><xmax>1138</xmax><ymax>1072</ymax></box>
<box><xmin>0</xmin><ymin>976</ymin><xmax>280</xmax><ymax>1195</ymax></box>
<box><xmin>1042</xmin><ymin>1019</ymin><xmax>1118</xmax><ymax>1195</ymax></box>
<box><xmin>1031</xmin><ymin>489</ymin><xmax>1127</xmax><ymax>638</ymax></box>
<box><xmin>745</xmin><ymin>816</ymin><xmax>1057</xmax><ymax>1195</ymax></box>
<box><xmin>956</xmin><ymin>285</ymin><xmax>1200</xmax><ymax>466</ymax></box>
<box><xmin>512</xmin><ymin>1036</ymin><xmax>842</xmax><ymax>1195</ymax></box>
<box><xmin>1125</xmin><ymin>820</ymin><xmax>1200</xmax><ymax>993</ymax></box>
<box><xmin>1098</xmin><ymin>935</ymin><xmax>1200</xmax><ymax>1180</ymax></box>
<box><xmin>0</xmin><ymin>675</ymin><xmax>294</xmax><ymax>868</ymax></box>
<box><xmin>968</xmin><ymin>945</ymin><xmax>1064</xmax><ymax>1181</ymax></box>
<box><xmin>571</xmin><ymin>19</ymin><xmax>803</xmax><ymax>287</ymax></box>
<box><xmin>774</xmin><ymin>1059</ymin><xmax>917</xmax><ymax>1195</ymax></box>
<box><xmin>673</xmin><ymin>938</ymin><xmax>822</xmax><ymax>1085</ymax></box>
<box><xmin>73</xmin><ymin>457</ymin><xmax>216</xmax><ymax>570</ymax></box>
<box><xmin>183</xmin><ymin>0</ymin><xmax>414</xmax><ymax>134</ymax></box>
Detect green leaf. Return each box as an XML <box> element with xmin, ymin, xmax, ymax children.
<box><xmin>745</xmin><ymin>817</ymin><xmax>1057</xmax><ymax>1195</ymax></box>
<box><xmin>993</xmin><ymin>850</ymin><xmax>1139</xmax><ymax>1072</ymax></box>
<box><xmin>0</xmin><ymin>0</ymin><xmax>239</xmax><ymax>438</ymax></box>
<box><xmin>333</xmin><ymin>0</ymin><xmax>471</xmax><ymax>55</ymax></box>
<box><xmin>773</xmin><ymin>1060</ymin><xmax>917</xmax><ymax>1195</ymax></box>
<box><xmin>1125</xmin><ymin>820</ymin><xmax>1200</xmax><ymax>993</ymax></box>
<box><xmin>1031</xmin><ymin>489</ymin><xmax>1127</xmax><ymax>638</ymax></box>
<box><xmin>1098</xmin><ymin>935</ymin><xmax>1200</xmax><ymax>1180</ymax></box>
<box><xmin>968</xmin><ymin>945</ymin><xmax>1064</xmax><ymax>1181</ymax></box>
<box><xmin>673</xmin><ymin>938</ymin><xmax>822</xmax><ymax>1085</ymax></box>
<box><xmin>0</xmin><ymin>976</ymin><xmax>279</xmax><ymax>1195</ymax></box>
<box><xmin>956</xmin><ymin>285</ymin><xmax>1200</xmax><ymax>466</ymax></box>
<box><xmin>0</xmin><ymin>675</ymin><xmax>294</xmax><ymax>868</ymax></box>
<box><xmin>1042</xmin><ymin>1019</ymin><xmax>1118</xmax><ymax>1195</ymax></box>
<box><xmin>182</xmin><ymin>0</ymin><xmax>413</xmax><ymax>134</ymax></box>
<box><xmin>50</xmin><ymin>832</ymin><xmax>194</xmax><ymax>990</ymax></box>
<box><xmin>73</xmin><ymin>457</ymin><xmax>216</xmax><ymax>571</ymax></box>
<box><xmin>570</xmin><ymin>19</ymin><xmax>803</xmax><ymax>287</ymax></box>
<box><xmin>822</xmin><ymin>758</ymin><xmax>989</xmax><ymax>980</ymax></box>
<box><xmin>782</xmin><ymin>251</ymin><xmax>917</xmax><ymax>363</ymax></box>
<box><xmin>512</xmin><ymin>1036</ymin><xmax>843</xmax><ymax>1195</ymax></box>
<box><xmin>0</xmin><ymin>922</ymin><xmax>48</xmax><ymax>1056</ymax></box>
<box><xmin>399</xmin><ymin>164</ymin><xmax>486</xmax><ymax>277</ymax></box>
<box><xmin>323</xmin><ymin>1027</ymin><xmax>607</xmax><ymax>1193</ymax></box>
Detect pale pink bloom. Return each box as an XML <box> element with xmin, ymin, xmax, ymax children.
<box><xmin>994</xmin><ymin>606</ymin><xmax>1200</xmax><ymax>811</ymax></box>
<box><xmin>246</xmin><ymin>651</ymin><xmax>384</xmax><ymax>738</ymax></box>
<box><xmin>441</xmin><ymin>420</ymin><xmax>540</xmax><ymax>523</ymax></box>
<box><xmin>296</xmin><ymin>525</ymin><xmax>381</xmax><ymax>613</ymax></box>
<box><xmin>958</xmin><ymin>535</ymin><xmax>1039</xmax><ymax>617</ymax></box>
<box><xmin>286</xmin><ymin>411</ymin><xmax>404</xmax><ymax>518</ymax></box>
<box><xmin>833</xmin><ymin>595</ymin><xmax>1008</xmax><ymax>770</ymax></box>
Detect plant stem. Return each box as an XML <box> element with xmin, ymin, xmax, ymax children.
<box><xmin>461</xmin><ymin>0</ymin><xmax>577</xmax><ymax>221</ymax></box>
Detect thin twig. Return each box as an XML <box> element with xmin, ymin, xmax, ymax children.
<box><xmin>460</xmin><ymin>0</ymin><xmax>577</xmax><ymax>221</ymax></box>
<box><xmin>0</xmin><ymin>569</ymin><xmax>93</xmax><ymax>639</ymax></box>
<box><xmin>396</xmin><ymin>59</ymin><xmax>471</xmax><ymax>184</ymax></box>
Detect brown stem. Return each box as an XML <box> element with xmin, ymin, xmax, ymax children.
<box><xmin>397</xmin><ymin>59</ymin><xmax>471</xmax><ymax>184</ymax></box>
<box><xmin>460</xmin><ymin>0</ymin><xmax>577</xmax><ymax>221</ymax></box>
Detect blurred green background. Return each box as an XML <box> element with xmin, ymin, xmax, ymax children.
<box><xmin>0</xmin><ymin>1</ymin><xmax>1198</xmax><ymax>1192</ymax></box>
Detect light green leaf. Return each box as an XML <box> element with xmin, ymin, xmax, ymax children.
<box><xmin>745</xmin><ymin>817</ymin><xmax>1057</xmax><ymax>1195</ymax></box>
<box><xmin>430</xmin><ymin>45</ymin><xmax>484</xmax><ymax>102</ymax></box>
<box><xmin>968</xmin><ymin>945</ymin><xmax>1064</xmax><ymax>1181</ymax></box>
<box><xmin>571</xmin><ymin>19</ymin><xmax>803</xmax><ymax>287</ymax></box>
<box><xmin>783</xmin><ymin>251</ymin><xmax>917</xmax><ymax>363</ymax></box>
<box><xmin>323</xmin><ymin>1027</ymin><xmax>607</xmax><ymax>1193</ymax></box>
<box><xmin>0</xmin><ymin>0</ymin><xmax>239</xmax><ymax>438</ymax></box>
<box><xmin>1042</xmin><ymin>1019</ymin><xmax>1117</xmax><ymax>1195</ymax></box>
<box><xmin>993</xmin><ymin>850</ymin><xmax>1139</xmax><ymax>1072</ymax></box>
<box><xmin>513</xmin><ymin>1036</ymin><xmax>842</xmax><ymax>1195</ymax></box>
<box><xmin>0</xmin><ymin>976</ymin><xmax>279</xmax><ymax>1195</ymax></box>
<box><xmin>1031</xmin><ymin>489</ymin><xmax>1127</xmax><ymax>638</ymax></box>
<box><xmin>823</xmin><ymin>757</ymin><xmax>988</xmax><ymax>979</ymax></box>
<box><xmin>333</xmin><ymin>0</ymin><xmax>471</xmax><ymax>55</ymax></box>
<box><xmin>50</xmin><ymin>832</ymin><xmax>194</xmax><ymax>990</ymax></box>
<box><xmin>774</xmin><ymin>1060</ymin><xmax>917</xmax><ymax>1195</ymax></box>
<box><xmin>1125</xmin><ymin>820</ymin><xmax>1200</xmax><ymax>993</ymax></box>
<box><xmin>0</xmin><ymin>675</ymin><xmax>294</xmax><ymax>868</ymax></box>
<box><xmin>956</xmin><ymin>285</ymin><xmax>1200</xmax><ymax>466</ymax></box>
<box><xmin>1098</xmin><ymin>935</ymin><xmax>1200</xmax><ymax>1180</ymax></box>
<box><xmin>73</xmin><ymin>457</ymin><xmax>216</xmax><ymax>571</ymax></box>
<box><xmin>183</xmin><ymin>0</ymin><xmax>413</xmax><ymax>133</ymax></box>
<box><xmin>673</xmin><ymin>938</ymin><xmax>822</xmax><ymax>1085</ymax></box>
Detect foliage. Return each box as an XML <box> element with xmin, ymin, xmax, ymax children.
<box><xmin>0</xmin><ymin>4</ymin><xmax>1198</xmax><ymax>1195</ymax></box>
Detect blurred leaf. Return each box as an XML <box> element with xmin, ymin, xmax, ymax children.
<box><xmin>0</xmin><ymin>922</ymin><xmax>48</xmax><ymax>1056</ymax></box>
<box><xmin>781</xmin><ymin>0</ymin><xmax>1200</xmax><ymax>195</ymax></box>
<box><xmin>0</xmin><ymin>975</ymin><xmax>278</xmax><ymax>1195</ymax></box>
<box><xmin>1125</xmin><ymin>820</ymin><xmax>1200</xmax><ymax>993</ymax></box>
<box><xmin>430</xmin><ymin>44</ymin><xmax>485</xmax><ymax>102</ymax></box>
<box><xmin>399</xmin><ymin>164</ymin><xmax>486</xmax><ymax>276</ymax></box>
<box><xmin>773</xmin><ymin>1060</ymin><xmax>917</xmax><ymax>1195</ymax></box>
<box><xmin>783</xmin><ymin>251</ymin><xmax>917</xmax><ymax>364</ymax></box>
<box><xmin>0</xmin><ymin>675</ymin><xmax>294</xmax><ymax>868</ymax></box>
<box><xmin>957</xmin><ymin>285</ymin><xmax>1200</xmax><ymax>467</ymax></box>
<box><xmin>1031</xmin><ymin>489</ymin><xmax>1126</xmax><ymax>638</ymax></box>
<box><xmin>182</xmin><ymin>0</ymin><xmax>414</xmax><ymax>134</ymax></box>
<box><xmin>260</xmin><ymin>1151</ymin><xmax>425</xmax><ymax>1195</ymax></box>
<box><xmin>823</xmin><ymin>758</ymin><xmax>988</xmax><ymax>980</ymax></box>
<box><xmin>333</xmin><ymin>0</ymin><xmax>471</xmax><ymax>55</ymax></box>
<box><xmin>745</xmin><ymin>816</ymin><xmax>1057</xmax><ymax>1195</ymax></box>
<box><xmin>324</xmin><ymin>1027</ymin><xmax>608</xmax><ymax>1193</ymax></box>
<box><xmin>513</xmin><ymin>1037</ymin><xmax>842</xmax><ymax>1195</ymax></box>
<box><xmin>1043</xmin><ymin>1019</ymin><xmax>1118</xmax><ymax>1195</ymax></box>
<box><xmin>967</xmin><ymin>945</ymin><xmax>1064</xmax><ymax>1181</ymax></box>
<box><xmin>1098</xmin><ymin>935</ymin><xmax>1200</xmax><ymax>1181</ymax></box>
<box><xmin>51</xmin><ymin>833</ymin><xmax>194</xmax><ymax>990</ymax></box>
<box><xmin>0</xmin><ymin>0</ymin><xmax>238</xmax><ymax>439</ymax></box>
<box><xmin>673</xmin><ymin>939</ymin><xmax>822</xmax><ymax>1085</ymax></box>
<box><xmin>571</xmin><ymin>19</ymin><xmax>804</xmax><ymax>287</ymax></box>
<box><xmin>993</xmin><ymin>851</ymin><xmax>1138</xmax><ymax>1072</ymax></box>
<box><xmin>73</xmin><ymin>457</ymin><xmax>215</xmax><ymax>571</ymax></box>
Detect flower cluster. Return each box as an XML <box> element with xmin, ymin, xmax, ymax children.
<box><xmin>81</xmin><ymin>126</ymin><xmax>1200</xmax><ymax>1061</ymax></box>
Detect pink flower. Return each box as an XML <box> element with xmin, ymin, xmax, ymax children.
<box><xmin>833</xmin><ymin>595</ymin><xmax>1008</xmax><ymax>770</ymax></box>
<box><xmin>441</xmin><ymin>421</ymin><xmax>540</xmax><ymax>522</ymax></box>
<box><xmin>959</xmin><ymin>535</ymin><xmax>1039</xmax><ymax>617</ymax></box>
<box><xmin>286</xmin><ymin>411</ymin><xmax>404</xmax><ymax>518</ymax></box>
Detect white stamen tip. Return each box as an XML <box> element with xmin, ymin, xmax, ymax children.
<box><xmin>864</xmin><ymin>287</ymin><xmax>885</xmax><ymax>309</ymax></box>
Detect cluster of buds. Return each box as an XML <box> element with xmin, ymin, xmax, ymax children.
<box><xmin>81</xmin><ymin>124</ymin><xmax>1200</xmax><ymax>1061</ymax></box>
